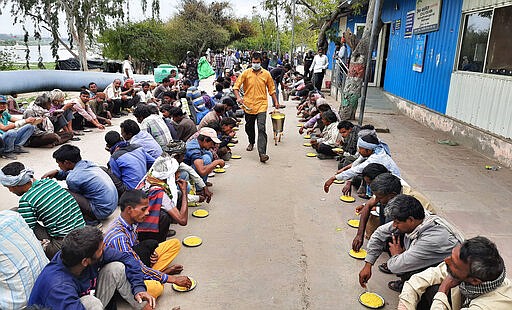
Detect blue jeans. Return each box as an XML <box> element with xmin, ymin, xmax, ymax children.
<box><xmin>215</xmin><ymin>68</ymin><xmax>223</xmax><ymax>79</ymax></box>
<box><xmin>192</xmin><ymin>79</ymin><xmax>199</xmax><ymax>87</ymax></box>
<box><xmin>1</xmin><ymin>125</ymin><xmax>35</xmax><ymax>153</ymax></box>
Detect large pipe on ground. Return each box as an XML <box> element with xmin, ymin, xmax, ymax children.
<box><xmin>0</xmin><ymin>70</ymin><xmax>154</xmax><ymax>94</ymax></box>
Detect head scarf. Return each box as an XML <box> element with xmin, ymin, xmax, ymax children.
<box><xmin>163</xmin><ymin>140</ymin><xmax>186</xmax><ymax>156</ymax></box>
<box><xmin>0</xmin><ymin>168</ymin><xmax>34</xmax><ymax>187</ymax></box>
<box><xmin>124</xmin><ymin>79</ymin><xmax>135</xmax><ymax>88</ymax></box>
<box><xmin>147</xmin><ymin>156</ymin><xmax>180</xmax><ymax>205</ymax></box>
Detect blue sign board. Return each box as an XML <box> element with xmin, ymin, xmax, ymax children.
<box><xmin>413</xmin><ymin>34</ymin><xmax>427</xmax><ymax>72</ymax></box>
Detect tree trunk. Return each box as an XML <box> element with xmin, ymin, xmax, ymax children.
<box><xmin>317</xmin><ymin>5</ymin><xmax>346</xmax><ymax>50</ymax></box>
<box><xmin>339</xmin><ymin>0</ymin><xmax>384</xmax><ymax>121</ymax></box>
<box><xmin>77</xmin><ymin>34</ymin><xmax>88</xmax><ymax>71</ymax></box>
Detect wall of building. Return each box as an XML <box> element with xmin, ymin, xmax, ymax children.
<box><xmin>380</xmin><ymin>0</ymin><xmax>463</xmax><ymax>114</ymax></box>
<box><xmin>326</xmin><ymin>15</ymin><xmax>367</xmax><ymax>70</ymax></box>
<box><xmin>462</xmin><ymin>0</ymin><xmax>512</xmax><ymax>10</ymax></box>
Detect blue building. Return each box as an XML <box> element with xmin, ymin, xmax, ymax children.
<box><xmin>328</xmin><ymin>0</ymin><xmax>512</xmax><ymax>166</ymax></box>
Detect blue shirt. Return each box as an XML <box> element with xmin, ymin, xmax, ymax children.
<box><xmin>57</xmin><ymin>160</ymin><xmax>118</xmax><ymax>219</ymax></box>
<box><xmin>28</xmin><ymin>247</ymin><xmax>146</xmax><ymax>310</ymax></box>
<box><xmin>130</xmin><ymin>130</ymin><xmax>163</xmax><ymax>160</ymax></box>
<box><xmin>184</xmin><ymin>138</ymin><xmax>212</xmax><ymax>166</ymax></box>
<box><xmin>0</xmin><ymin>211</ymin><xmax>49</xmax><ymax>310</ymax></box>
<box><xmin>109</xmin><ymin>141</ymin><xmax>155</xmax><ymax>190</ymax></box>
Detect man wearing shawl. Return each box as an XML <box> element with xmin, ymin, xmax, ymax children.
<box><xmin>104</xmin><ymin>189</ymin><xmax>191</xmax><ymax>299</ymax></box>
<box><xmin>0</xmin><ymin>161</ymin><xmax>85</xmax><ymax>259</ymax></box>
<box><xmin>399</xmin><ymin>236</ymin><xmax>512</xmax><ymax>310</ymax></box>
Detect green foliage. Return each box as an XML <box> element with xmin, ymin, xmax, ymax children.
<box><xmin>0</xmin><ymin>50</ymin><xmax>16</xmax><ymax>71</ymax></box>
<box><xmin>99</xmin><ymin>19</ymin><xmax>171</xmax><ymax>65</ymax></box>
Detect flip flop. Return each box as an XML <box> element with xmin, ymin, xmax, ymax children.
<box><xmin>388</xmin><ymin>280</ymin><xmax>404</xmax><ymax>293</ymax></box>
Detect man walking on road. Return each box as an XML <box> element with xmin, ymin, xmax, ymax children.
<box><xmin>233</xmin><ymin>52</ymin><xmax>279</xmax><ymax>163</ymax></box>
<box><xmin>310</xmin><ymin>48</ymin><xmax>329</xmax><ymax>91</ymax></box>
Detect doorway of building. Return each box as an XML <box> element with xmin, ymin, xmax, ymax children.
<box><xmin>379</xmin><ymin>23</ymin><xmax>391</xmax><ymax>87</ymax></box>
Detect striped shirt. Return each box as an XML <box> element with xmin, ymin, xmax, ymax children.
<box><xmin>0</xmin><ymin>210</ymin><xmax>49</xmax><ymax>310</ymax></box>
<box><xmin>18</xmin><ymin>179</ymin><xmax>85</xmax><ymax>237</ymax></box>
<box><xmin>140</xmin><ymin>114</ymin><xmax>172</xmax><ymax>148</ymax></box>
<box><xmin>104</xmin><ymin>216</ymin><xmax>168</xmax><ymax>283</ymax></box>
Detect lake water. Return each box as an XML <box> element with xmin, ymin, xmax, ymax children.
<box><xmin>0</xmin><ymin>45</ymin><xmax>77</xmax><ymax>63</ymax></box>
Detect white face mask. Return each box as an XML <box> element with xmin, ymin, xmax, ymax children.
<box><xmin>252</xmin><ymin>63</ymin><xmax>261</xmax><ymax>70</ymax></box>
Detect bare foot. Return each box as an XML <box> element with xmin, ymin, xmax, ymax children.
<box><xmin>163</xmin><ymin>264</ymin><xmax>184</xmax><ymax>275</ymax></box>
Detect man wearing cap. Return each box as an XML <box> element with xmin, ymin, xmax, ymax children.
<box><xmin>233</xmin><ymin>52</ymin><xmax>279</xmax><ymax>163</ymax></box>
<box><xmin>0</xmin><ymin>161</ymin><xmax>85</xmax><ymax>259</ymax></box>
<box><xmin>184</xmin><ymin>127</ymin><xmax>225</xmax><ymax>185</ymax></box>
<box><xmin>0</xmin><ymin>95</ymin><xmax>36</xmax><ymax>159</ymax></box>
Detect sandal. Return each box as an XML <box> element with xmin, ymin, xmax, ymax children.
<box><xmin>378</xmin><ymin>263</ymin><xmax>393</xmax><ymax>274</ymax></box>
<box><xmin>388</xmin><ymin>280</ymin><xmax>404</xmax><ymax>292</ymax></box>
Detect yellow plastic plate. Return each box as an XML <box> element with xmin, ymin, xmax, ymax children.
<box><xmin>347</xmin><ymin>219</ymin><xmax>360</xmax><ymax>228</ymax></box>
<box><xmin>306</xmin><ymin>152</ymin><xmax>317</xmax><ymax>157</ymax></box>
<box><xmin>183</xmin><ymin>236</ymin><xmax>203</xmax><ymax>247</ymax></box>
<box><xmin>192</xmin><ymin>209</ymin><xmax>209</xmax><ymax>218</ymax></box>
<box><xmin>303</xmin><ymin>143</ymin><xmax>312</xmax><ymax>147</ymax></box>
<box><xmin>340</xmin><ymin>195</ymin><xmax>356</xmax><ymax>203</ymax></box>
<box><xmin>349</xmin><ymin>249</ymin><xmax>367</xmax><ymax>259</ymax></box>
<box><xmin>304</xmin><ymin>135</ymin><xmax>311</xmax><ymax>139</ymax></box>
<box><xmin>213</xmin><ymin>168</ymin><xmax>226</xmax><ymax>173</ymax></box>
<box><xmin>227</xmin><ymin>143</ymin><xmax>235</xmax><ymax>147</ymax></box>
<box><xmin>233</xmin><ymin>127</ymin><xmax>239</xmax><ymax>131</ymax></box>
<box><xmin>297</xmin><ymin>124</ymin><xmax>303</xmax><ymax>127</ymax></box>
<box><xmin>333</xmin><ymin>179</ymin><xmax>345</xmax><ymax>184</ymax></box>
<box><xmin>172</xmin><ymin>277</ymin><xmax>197</xmax><ymax>292</ymax></box>
<box><xmin>231</xmin><ymin>155</ymin><xmax>242</xmax><ymax>159</ymax></box>
<box><xmin>332</xmin><ymin>147</ymin><xmax>343</xmax><ymax>153</ymax></box>
<box><xmin>358</xmin><ymin>292</ymin><xmax>385</xmax><ymax>309</ymax></box>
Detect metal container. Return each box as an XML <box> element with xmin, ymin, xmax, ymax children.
<box><xmin>271</xmin><ymin>113</ymin><xmax>285</xmax><ymax>133</ymax></box>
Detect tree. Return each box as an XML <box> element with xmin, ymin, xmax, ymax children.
<box><xmin>1</xmin><ymin>0</ymin><xmax>160</xmax><ymax>71</ymax></box>
<box><xmin>98</xmin><ymin>19</ymin><xmax>171</xmax><ymax>73</ymax></box>
<box><xmin>340</xmin><ymin>0</ymin><xmax>384</xmax><ymax>120</ymax></box>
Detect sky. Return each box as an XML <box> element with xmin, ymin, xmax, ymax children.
<box><xmin>0</xmin><ymin>0</ymin><xmax>258</xmax><ymax>36</ymax></box>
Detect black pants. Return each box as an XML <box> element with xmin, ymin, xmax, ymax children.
<box><xmin>317</xmin><ymin>143</ymin><xmax>337</xmax><ymax>156</ymax></box>
<box><xmin>314</xmin><ymin>72</ymin><xmax>324</xmax><ymax>90</ymax></box>
<box><xmin>138</xmin><ymin>210</ymin><xmax>172</xmax><ymax>244</ymax></box>
<box><xmin>245</xmin><ymin>112</ymin><xmax>267</xmax><ymax>155</ymax></box>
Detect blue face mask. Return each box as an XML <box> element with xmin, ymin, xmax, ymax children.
<box><xmin>252</xmin><ymin>63</ymin><xmax>261</xmax><ymax>70</ymax></box>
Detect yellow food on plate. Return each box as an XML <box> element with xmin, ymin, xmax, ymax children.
<box><xmin>183</xmin><ymin>236</ymin><xmax>202</xmax><ymax>247</ymax></box>
<box><xmin>306</xmin><ymin>152</ymin><xmax>317</xmax><ymax>157</ymax></box>
<box><xmin>172</xmin><ymin>277</ymin><xmax>197</xmax><ymax>292</ymax></box>
<box><xmin>340</xmin><ymin>195</ymin><xmax>356</xmax><ymax>203</ymax></box>
<box><xmin>333</xmin><ymin>179</ymin><xmax>344</xmax><ymax>184</ymax></box>
<box><xmin>297</xmin><ymin>124</ymin><xmax>303</xmax><ymax>127</ymax></box>
<box><xmin>347</xmin><ymin>219</ymin><xmax>360</xmax><ymax>228</ymax></box>
<box><xmin>303</xmin><ymin>143</ymin><xmax>312</xmax><ymax>147</ymax></box>
<box><xmin>227</xmin><ymin>143</ymin><xmax>235</xmax><ymax>147</ymax></box>
<box><xmin>304</xmin><ymin>135</ymin><xmax>311</xmax><ymax>139</ymax></box>
<box><xmin>231</xmin><ymin>155</ymin><xmax>242</xmax><ymax>159</ymax></box>
<box><xmin>213</xmin><ymin>168</ymin><xmax>226</xmax><ymax>173</ymax></box>
<box><xmin>359</xmin><ymin>292</ymin><xmax>385</xmax><ymax>308</ymax></box>
<box><xmin>332</xmin><ymin>147</ymin><xmax>343</xmax><ymax>153</ymax></box>
<box><xmin>349</xmin><ymin>249</ymin><xmax>367</xmax><ymax>259</ymax></box>
<box><xmin>192</xmin><ymin>209</ymin><xmax>209</xmax><ymax>218</ymax></box>
<box><xmin>233</xmin><ymin>127</ymin><xmax>239</xmax><ymax>131</ymax></box>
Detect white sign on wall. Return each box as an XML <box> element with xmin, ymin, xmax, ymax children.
<box><xmin>413</xmin><ymin>0</ymin><xmax>442</xmax><ymax>34</ymax></box>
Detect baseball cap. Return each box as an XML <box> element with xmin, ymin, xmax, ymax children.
<box><xmin>199</xmin><ymin>127</ymin><xmax>221</xmax><ymax>144</ymax></box>
<box><xmin>0</xmin><ymin>95</ymin><xmax>7</xmax><ymax>103</ymax></box>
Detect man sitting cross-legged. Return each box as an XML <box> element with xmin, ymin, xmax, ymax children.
<box><xmin>28</xmin><ymin>226</ymin><xmax>155</xmax><ymax>310</ymax></box>
<box><xmin>104</xmin><ymin>190</ymin><xmax>192</xmax><ymax>299</ymax></box>
<box><xmin>358</xmin><ymin>195</ymin><xmax>464</xmax><ymax>293</ymax></box>
<box><xmin>0</xmin><ymin>162</ymin><xmax>85</xmax><ymax>259</ymax></box>
<box><xmin>399</xmin><ymin>236</ymin><xmax>512</xmax><ymax>310</ymax></box>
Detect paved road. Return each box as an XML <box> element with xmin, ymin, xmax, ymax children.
<box><xmin>2</xmin><ymin>76</ymin><xmax>511</xmax><ymax>309</ymax></box>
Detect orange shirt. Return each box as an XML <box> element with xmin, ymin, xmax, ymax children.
<box><xmin>233</xmin><ymin>68</ymin><xmax>276</xmax><ymax>114</ymax></box>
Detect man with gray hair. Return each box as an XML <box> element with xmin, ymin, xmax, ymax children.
<box><xmin>399</xmin><ymin>236</ymin><xmax>512</xmax><ymax>309</ymax></box>
<box><xmin>358</xmin><ymin>194</ymin><xmax>464</xmax><ymax>293</ymax></box>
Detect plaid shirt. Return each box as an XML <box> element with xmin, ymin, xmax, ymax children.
<box><xmin>104</xmin><ymin>216</ymin><xmax>168</xmax><ymax>283</ymax></box>
<box><xmin>139</xmin><ymin>114</ymin><xmax>172</xmax><ymax>148</ymax></box>
<box><xmin>214</xmin><ymin>53</ymin><xmax>225</xmax><ymax>69</ymax></box>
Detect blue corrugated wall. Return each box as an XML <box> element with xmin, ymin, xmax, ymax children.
<box><xmin>381</xmin><ymin>0</ymin><xmax>463</xmax><ymax>114</ymax></box>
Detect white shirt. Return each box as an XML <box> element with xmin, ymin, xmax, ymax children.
<box><xmin>309</xmin><ymin>54</ymin><xmax>329</xmax><ymax>73</ymax></box>
<box><xmin>137</xmin><ymin>90</ymin><xmax>154</xmax><ymax>103</ymax></box>
<box><xmin>122</xmin><ymin>60</ymin><xmax>133</xmax><ymax>78</ymax></box>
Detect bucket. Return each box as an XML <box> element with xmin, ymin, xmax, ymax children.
<box><xmin>271</xmin><ymin>113</ymin><xmax>285</xmax><ymax>133</ymax></box>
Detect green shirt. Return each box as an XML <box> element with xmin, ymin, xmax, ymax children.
<box><xmin>0</xmin><ymin>110</ymin><xmax>12</xmax><ymax>134</ymax></box>
<box><xmin>18</xmin><ymin>179</ymin><xmax>85</xmax><ymax>237</ymax></box>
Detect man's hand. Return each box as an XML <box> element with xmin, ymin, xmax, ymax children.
<box><xmin>352</xmin><ymin>234</ymin><xmax>364</xmax><ymax>252</ymax></box>
<box><xmin>41</xmin><ymin>169</ymin><xmax>59</xmax><ymax>179</ymax></box>
<box><xmin>389</xmin><ymin>234</ymin><xmax>404</xmax><ymax>256</ymax></box>
<box><xmin>200</xmin><ymin>187</ymin><xmax>213</xmax><ymax>203</ymax></box>
<box><xmin>150</xmin><ymin>251</ymin><xmax>159</xmax><ymax>265</ymax></box>
<box><xmin>214</xmin><ymin>159</ymin><xmax>225</xmax><ymax>168</ymax></box>
<box><xmin>135</xmin><ymin>291</ymin><xmax>156</xmax><ymax>309</ymax></box>
<box><xmin>438</xmin><ymin>274</ymin><xmax>461</xmax><ymax>294</ymax></box>
<box><xmin>323</xmin><ymin>177</ymin><xmax>335</xmax><ymax>193</ymax></box>
<box><xmin>97</xmin><ymin>124</ymin><xmax>105</xmax><ymax>130</ymax></box>
<box><xmin>172</xmin><ymin>276</ymin><xmax>192</xmax><ymax>288</ymax></box>
<box><xmin>299</xmin><ymin>127</ymin><xmax>304</xmax><ymax>135</ymax></box>
<box><xmin>342</xmin><ymin>182</ymin><xmax>352</xmax><ymax>196</ymax></box>
<box><xmin>359</xmin><ymin>263</ymin><xmax>372</xmax><ymax>288</ymax></box>
<box><xmin>177</xmin><ymin>179</ymin><xmax>188</xmax><ymax>192</ymax></box>
<box><xmin>25</xmin><ymin>117</ymin><xmax>36</xmax><ymax>124</ymax></box>
<box><xmin>355</xmin><ymin>204</ymin><xmax>365</xmax><ymax>214</ymax></box>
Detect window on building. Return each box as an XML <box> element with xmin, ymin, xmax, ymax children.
<box><xmin>458</xmin><ymin>10</ymin><xmax>492</xmax><ymax>73</ymax></box>
<box><xmin>458</xmin><ymin>6</ymin><xmax>512</xmax><ymax>76</ymax></box>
